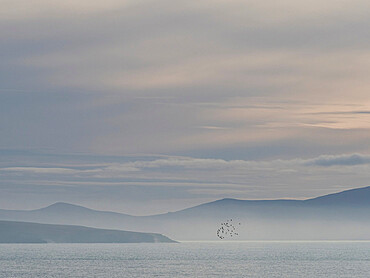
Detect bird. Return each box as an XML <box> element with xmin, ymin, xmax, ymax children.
<box><xmin>216</xmin><ymin>219</ymin><xmax>241</xmax><ymax>240</ymax></box>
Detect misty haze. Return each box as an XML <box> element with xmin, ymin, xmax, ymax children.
<box><xmin>1</xmin><ymin>0</ymin><xmax>370</xmax><ymax>277</ymax></box>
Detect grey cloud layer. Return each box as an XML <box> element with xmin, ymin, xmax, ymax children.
<box><xmin>1</xmin><ymin>151</ymin><xmax>370</xmax><ymax>213</ymax></box>
<box><xmin>1</xmin><ymin>153</ymin><xmax>369</xmax><ymax>192</ymax></box>
<box><xmin>2</xmin><ymin>0</ymin><xmax>370</xmax><ymax>156</ymax></box>
<box><xmin>3</xmin><ymin>153</ymin><xmax>370</xmax><ymax>176</ymax></box>
<box><xmin>305</xmin><ymin>154</ymin><xmax>370</xmax><ymax>166</ymax></box>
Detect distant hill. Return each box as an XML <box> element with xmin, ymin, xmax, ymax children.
<box><xmin>304</xmin><ymin>186</ymin><xmax>370</xmax><ymax>206</ymax></box>
<box><xmin>0</xmin><ymin>186</ymin><xmax>369</xmax><ymax>240</ymax></box>
<box><xmin>0</xmin><ymin>220</ymin><xmax>176</xmax><ymax>243</ymax></box>
<box><xmin>0</xmin><ymin>202</ymin><xmax>135</xmax><ymax>229</ymax></box>
<box><xmin>166</xmin><ymin>186</ymin><xmax>370</xmax><ymax>219</ymax></box>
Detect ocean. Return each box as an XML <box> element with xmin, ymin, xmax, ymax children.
<box><xmin>0</xmin><ymin>241</ymin><xmax>369</xmax><ymax>277</ymax></box>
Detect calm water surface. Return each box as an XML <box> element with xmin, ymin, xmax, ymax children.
<box><xmin>0</xmin><ymin>241</ymin><xmax>369</xmax><ymax>277</ymax></box>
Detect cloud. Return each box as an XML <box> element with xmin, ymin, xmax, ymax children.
<box><xmin>0</xmin><ymin>167</ymin><xmax>82</xmax><ymax>174</ymax></box>
<box><xmin>2</xmin><ymin>153</ymin><xmax>370</xmax><ymax>181</ymax></box>
<box><xmin>304</xmin><ymin>154</ymin><xmax>370</xmax><ymax>167</ymax></box>
<box><xmin>0</xmin><ymin>0</ymin><xmax>132</xmax><ymax>20</ymax></box>
<box><xmin>1</xmin><ymin>152</ymin><xmax>370</xmax><ymax>213</ymax></box>
<box><xmin>2</xmin><ymin>0</ymin><xmax>370</xmax><ymax>156</ymax></box>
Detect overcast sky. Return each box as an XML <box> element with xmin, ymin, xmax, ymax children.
<box><xmin>1</xmin><ymin>0</ymin><xmax>370</xmax><ymax>214</ymax></box>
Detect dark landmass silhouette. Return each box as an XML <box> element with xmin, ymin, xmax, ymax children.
<box><xmin>0</xmin><ymin>220</ymin><xmax>176</xmax><ymax>243</ymax></box>
<box><xmin>0</xmin><ymin>186</ymin><xmax>369</xmax><ymax>240</ymax></box>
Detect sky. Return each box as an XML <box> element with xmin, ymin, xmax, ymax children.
<box><xmin>1</xmin><ymin>0</ymin><xmax>370</xmax><ymax>215</ymax></box>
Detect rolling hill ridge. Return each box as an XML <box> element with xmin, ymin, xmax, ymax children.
<box><xmin>0</xmin><ymin>186</ymin><xmax>369</xmax><ymax>240</ymax></box>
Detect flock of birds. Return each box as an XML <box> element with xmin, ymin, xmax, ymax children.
<box><xmin>216</xmin><ymin>219</ymin><xmax>241</xmax><ymax>239</ymax></box>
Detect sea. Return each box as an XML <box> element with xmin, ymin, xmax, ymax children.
<box><xmin>0</xmin><ymin>241</ymin><xmax>369</xmax><ymax>277</ymax></box>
